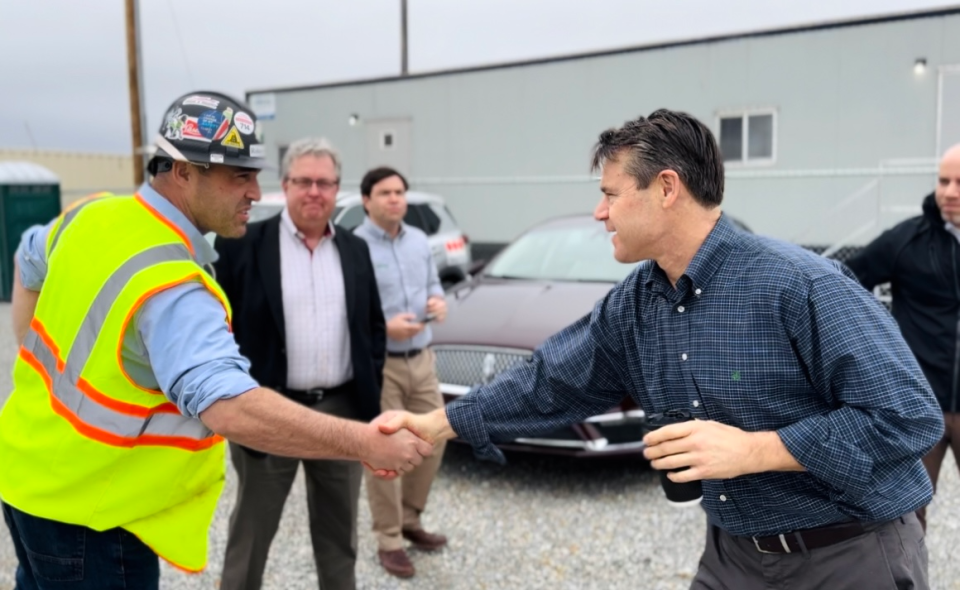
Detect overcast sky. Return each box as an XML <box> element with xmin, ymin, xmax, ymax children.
<box><xmin>0</xmin><ymin>0</ymin><xmax>955</xmax><ymax>153</ymax></box>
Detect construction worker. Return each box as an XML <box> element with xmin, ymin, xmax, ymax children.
<box><xmin>0</xmin><ymin>91</ymin><xmax>431</xmax><ymax>590</ymax></box>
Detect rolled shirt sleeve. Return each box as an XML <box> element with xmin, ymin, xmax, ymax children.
<box><xmin>447</xmin><ymin>295</ymin><xmax>629</xmax><ymax>463</ymax></box>
<box><xmin>777</xmin><ymin>273</ymin><xmax>943</xmax><ymax>501</ymax></box>
<box><xmin>16</xmin><ymin>222</ymin><xmax>55</xmax><ymax>290</ymax></box>
<box><xmin>137</xmin><ymin>282</ymin><xmax>259</xmax><ymax>418</ymax></box>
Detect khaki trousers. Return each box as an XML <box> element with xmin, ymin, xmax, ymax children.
<box><xmin>221</xmin><ymin>392</ymin><xmax>362</xmax><ymax>590</ymax></box>
<box><xmin>365</xmin><ymin>349</ymin><xmax>447</xmax><ymax>551</ymax></box>
<box><xmin>917</xmin><ymin>411</ymin><xmax>960</xmax><ymax>531</ymax></box>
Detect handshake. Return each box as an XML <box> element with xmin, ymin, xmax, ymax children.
<box><xmin>358</xmin><ymin>408</ymin><xmax>454</xmax><ymax>480</ymax></box>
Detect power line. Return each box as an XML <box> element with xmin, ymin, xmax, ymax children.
<box><xmin>166</xmin><ymin>0</ymin><xmax>196</xmax><ymax>88</ymax></box>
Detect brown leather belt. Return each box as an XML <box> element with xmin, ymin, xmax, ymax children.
<box><xmin>750</xmin><ymin>521</ymin><xmax>868</xmax><ymax>554</ymax></box>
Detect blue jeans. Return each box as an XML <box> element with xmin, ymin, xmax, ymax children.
<box><xmin>2</xmin><ymin>502</ymin><xmax>159</xmax><ymax>590</ymax></box>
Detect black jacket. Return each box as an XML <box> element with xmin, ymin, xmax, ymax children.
<box><xmin>213</xmin><ymin>216</ymin><xmax>386</xmax><ymax>421</ymax></box>
<box><xmin>847</xmin><ymin>193</ymin><xmax>960</xmax><ymax>412</ymax></box>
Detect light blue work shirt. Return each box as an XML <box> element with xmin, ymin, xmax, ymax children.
<box><xmin>16</xmin><ymin>183</ymin><xmax>258</xmax><ymax>418</ymax></box>
<box><xmin>353</xmin><ymin>216</ymin><xmax>443</xmax><ymax>352</ymax></box>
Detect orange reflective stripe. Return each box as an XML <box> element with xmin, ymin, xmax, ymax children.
<box><xmin>20</xmin><ymin>327</ymin><xmax>221</xmax><ymax>452</ymax></box>
<box><xmin>76</xmin><ymin>378</ymin><xmax>180</xmax><ymax>418</ymax></box>
<box><xmin>64</xmin><ymin>192</ymin><xmax>112</xmax><ymax>214</ymax></box>
<box><xmin>134</xmin><ymin>194</ymin><xmax>194</xmax><ymax>257</ymax></box>
<box><xmin>18</xmin><ymin>347</ymin><xmax>52</xmax><ymax>392</ymax></box>
<box><xmin>47</xmin><ymin>389</ymin><xmax>223</xmax><ymax>452</ymax></box>
<box><xmin>196</xmin><ymin>272</ymin><xmax>233</xmax><ymax>329</ymax></box>
<box><xmin>115</xmin><ymin>272</ymin><xmax>229</xmax><ymax>395</ymax></box>
<box><xmin>30</xmin><ymin>318</ymin><xmax>64</xmax><ymax>373</ymax></box>
<box><xmin>132</xmin><ymin>532</ymin><xmax>205</xmax><ymax>574</ymax></box>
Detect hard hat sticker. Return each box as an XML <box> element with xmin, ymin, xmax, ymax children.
<box><xmin>183</xmin><ymin>96</ymin><xmax>220</xmax><ymax>109</ymax></box>
<box><xmin>163</xmin><ymin>108</ymin><xmax>187</xmax><ymax>140</ymax></box>
<box><xmin>221</xmin><ymin>126</ymin><xmax>245</xmax><ymax>149</ymax></box>
<box><xmin>182</xmin><ymin>117</ymin><xmax>207</xmax><ymax>142</ymax></box>
<box><xmin>198</xmin><ymin>110</ymin><xmax>225</xmax><ymax>140</ymax></box>
<box><xmin>216</xmin><ymin>107</ymin><xmax>234</xmax><ymax>140</ymax></box>
<box><xmin>234</xmin><ymin>112</ymin><xmax>255</xmax><ymax>135</ymax></box>
<box><xmin>250</xmin><ymin>144</ymin><xmax>265</xmax><ymax>158</ymax></box>
<box><xmin>210</xmin><ymin>153</ymin><xmax>225</xmax><ymax>164</ymax></box>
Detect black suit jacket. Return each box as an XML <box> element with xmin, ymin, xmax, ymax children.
<box><xmin>213</xmin><ymin>215</ymin><xmax>386</xmax><ymax>421</ymax></box>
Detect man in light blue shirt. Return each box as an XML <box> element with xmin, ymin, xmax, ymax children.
<box><xmin>353</xmin><ymin>167</ymin><xmax>449</xmax><ymax>579</ymax></box>
<box><xmin>4</xmin><ymin>92</ymin><xmax>431</xmax><ymax>590</ymax></box>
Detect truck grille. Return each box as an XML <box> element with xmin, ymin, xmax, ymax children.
<box><xmin>432</xmin><ymin>345</ymin><xmax>532</xmax><ymax>387</ymax></box>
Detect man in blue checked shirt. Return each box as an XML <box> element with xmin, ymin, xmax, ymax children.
<box><xmin>374</xmin><ymin>109</ymin><xmax>943</xmax><ymax>589</ymax></box>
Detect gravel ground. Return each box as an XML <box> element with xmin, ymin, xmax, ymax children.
<box><xmin>2</xmin><ymin>301</ymin><xmax>960</xmax><ymax>589</ymax></box>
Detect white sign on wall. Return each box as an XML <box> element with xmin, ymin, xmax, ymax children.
<box><xmin>248</xmin><ymin>93</ymin><xmax>276</xmax><ymax>121</ymax></box>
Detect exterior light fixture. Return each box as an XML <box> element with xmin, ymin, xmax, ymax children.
<box><xmin>348</xmin><ymin>114</ymin><xmax>360</xmax><ymax>126</ymax></box>
<box><xmin>914</xmin><ymin>58</ymin><xmax>927</xmax><ymax>75</ymax></box>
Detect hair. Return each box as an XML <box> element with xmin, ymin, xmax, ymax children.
<box><xmin>281</xmin><ymin>137</ymin><xmax>342</xmax><ymax>180</ymax></box>
<box><xmin>360</xmin><ymin>166</ymin><xmax>409</xmax><ymax>197</ymax></box>
<box><xmin>590</xmin><ymin>109</ymin><xmax>724</xmax><ymax>207</ymax></box>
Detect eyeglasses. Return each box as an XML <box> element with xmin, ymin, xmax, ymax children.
<box><xmin>288</xmin><ymin>177</ymin><xmax>340</xmax><ymax>191</ymax></box>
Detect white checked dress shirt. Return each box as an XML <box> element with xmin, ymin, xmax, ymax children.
<box><xmin>279</xmin><ymin>208</ymin><xmax>353</xmax><ymax>389</ymax></box>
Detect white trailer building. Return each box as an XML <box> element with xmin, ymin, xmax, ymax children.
<box><xmin>248</xmin><ymin>7</ymin><xmax>960</xmax><ymax>255</ymax></box>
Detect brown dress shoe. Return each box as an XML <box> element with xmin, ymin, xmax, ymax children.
<box><xmin>402</xmin><ymin>528</ymin><xmax>448</xmax><ymax>551</ymax></box>
<box><xmin>378</xmin><ymin>549</ymin><xmax>415</xmax><ymax>578</ymax></box>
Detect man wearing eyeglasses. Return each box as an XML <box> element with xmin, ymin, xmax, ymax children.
<box><xmin>214</xmin><ymin>137</ymin><xmax>387</xmax><ymax>590</ymax></box>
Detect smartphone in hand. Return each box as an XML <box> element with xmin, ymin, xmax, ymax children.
<box><xmin>422</xmin><ymin>314</ymin><xmax>437</xmax><ymax>324</ymax></box>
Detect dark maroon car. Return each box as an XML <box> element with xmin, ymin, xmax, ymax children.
<box><xmin>431</xmin><ymin>214</ymin><xmax>647</xmax><ymax>457</ymax></box>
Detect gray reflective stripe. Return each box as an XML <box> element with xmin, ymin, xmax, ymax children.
<box><xmin>64</xmin><ymin>243</ymin><xmax>193</xmax><ymax>384</ymax></box>
<box><xmin>48</xmin><ymin>196</ymin><xmax>103</xmax><ymax>255</ymax></box>
<box><xmin>24</xmin><ymin>326</ymin><xmax>215</xmax><ymax>442</ymax></box>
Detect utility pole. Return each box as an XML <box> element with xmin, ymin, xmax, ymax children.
<box><xmin>125</xmin><ymin>0</ymin><xmax>147</xmax><ymax>185</ymax></box>
<box><xmin>400</xmin><ymin>0</ymin><xmax>408</xmax><ymax>76</ymax></box>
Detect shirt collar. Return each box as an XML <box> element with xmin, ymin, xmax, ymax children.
<box><xmin>280</xmin><ymin>207</ymin><xmax>335</xmax><ymax>241</ymax></box>
<box><xmin>645</xmin><ymin>213</ymin><xmax>741</xmax><ymax>296</ymax></box>
<box><xmin>945</xmin><ymin>222</ymin><xmax>960</xmax><ymax>244</ymax></box>
<box><xmin>360</xmin><ymin>215</ymin><xmax>406</xmax><ymax>240</ymax></box>
<box><xmin>138</xmin><ymin>182</ymin><xmax>217</xmax><ymax>266</ymax></box>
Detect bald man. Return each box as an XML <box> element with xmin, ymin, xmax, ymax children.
<box><xmin>847</xmin><ymin>144</ymin><xmax>960</xmax><ymax>531</ymax></box>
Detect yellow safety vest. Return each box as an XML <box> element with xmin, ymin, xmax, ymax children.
<box><xmin>0</xmin><ymin>193</ymin><xmax>232</xmax><ymax>573</ymax></box>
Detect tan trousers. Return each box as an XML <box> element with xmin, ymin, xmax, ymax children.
<box><xmin>365</xmin><ymin>348</ymin><xmax>447</xmax><ymax>551</ymax></box>
<box><xmin>917</xmin><ymin>411</ymin><xmax>960</xmax><ymax>531</ymax></box>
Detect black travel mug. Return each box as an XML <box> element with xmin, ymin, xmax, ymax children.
<box><xmin>646</xmin><ymin>409</ymin><xmax>703</xmax><ymax>507</ymax></box>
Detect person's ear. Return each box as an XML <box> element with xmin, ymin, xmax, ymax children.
<box><xmin>658</xmin><ymin>170</ymin><xmax>682</xmax><ymax>209</ymax></box>
<box><xmin>172</xmin><ymin>161</ymin><xmax>195</xmax><ymax>186</ymax></box>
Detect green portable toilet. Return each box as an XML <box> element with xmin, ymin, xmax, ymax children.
<box><xmin>0</xmin><ymin>162</ymin><xmax>61</xmax><ymax>302</ymax></box>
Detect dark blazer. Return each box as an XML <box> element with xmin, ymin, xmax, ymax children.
<box><xmin>213</xmin><ymin>215</ymin><xmax>386</xmax><ymax>421</ymax></box>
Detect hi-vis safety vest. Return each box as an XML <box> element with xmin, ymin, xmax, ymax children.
<box><xmin>0</xmin><ymin>193</ymin><xmax>232</xmax><ymax>573</ymax></box>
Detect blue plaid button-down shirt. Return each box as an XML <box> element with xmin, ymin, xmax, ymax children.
<box><xmin>447</xmin><ymin>215</ymin><xmax>943</xmax><ymax>537</ymax></box>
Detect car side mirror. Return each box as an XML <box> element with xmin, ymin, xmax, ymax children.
<box><xmin>467</xmin><ymin>259</ymin><xmax>488</xmax><ymax>276</ymax></box>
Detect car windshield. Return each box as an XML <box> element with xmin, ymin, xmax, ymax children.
<box><xmin>485</xmin><ymin>222</ymin><xmax>640</xmax><ymax>283</ymax></box>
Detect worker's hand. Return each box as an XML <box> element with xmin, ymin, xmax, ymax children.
<box><xmin>360</xmin><ymin>411</ymin><xmax>433</xmax><ymax>479</ymax></box>
<box><xmin>642</xmin><ymin>420</ymin><xmax>803</xmax><ymax>481</ymax></box>
<box><xmin>386</xmin><ymin>313</ymin><xmax>425</xmax><ymax>341</ymax></box>
<box><xmin>368</xmin><ymin>408</ymin><xmax>456</xmax><ymax>479</ymax></box>
<box><xmin>426</xmin><ymin>296</ymin><xmax>448</xmax><ymax>323</ymax></box>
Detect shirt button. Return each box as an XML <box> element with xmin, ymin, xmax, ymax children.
<box><xmin>681</xmin><ymin>353</ymin><xmax>688</xmax><ymax>361</ymax></box>
<box><xmin>720</xmin><ymin>495</ymin><xmax>727</xmax><ymax>502</ymax></box>
<box><xmin>695</xmin><ymin>288</ymin><xmax>702</xmax><ymax>296</ymax></box>
<box><xmin>677</xmin><ymin>305</ymin><xmax>686</xmax><ymax>313</ymax></box>
<box><xmin>692</xmin><ymin>400</ymin><xmax>699</xmax><ymax>408</ymax></box>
